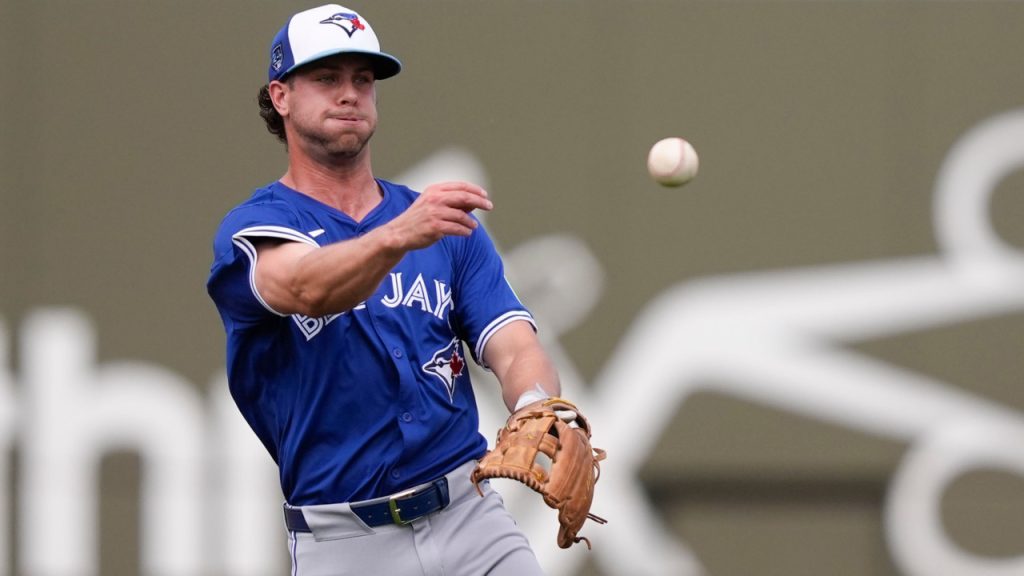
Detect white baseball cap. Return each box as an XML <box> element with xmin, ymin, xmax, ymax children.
<box><xmin>267</xmin><ymin>4</ymin><xmax>402</xmax><ymax>83</ymax></box>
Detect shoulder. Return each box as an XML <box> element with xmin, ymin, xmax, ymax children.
<box><xmin>213</xmin><ymin>183</ymin><xmax>309</xmax><ymax>250</ymax></box>
<box><xmin>219</xmin><ymin>183</ymin><xmax>303</xmax><ymax>226</ymax></box>
<box><xmin>222</xmin><ymin>182</ymin><xmax>296</xmax><ymax>217</ymax></box>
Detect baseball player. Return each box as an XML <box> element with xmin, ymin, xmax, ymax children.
<box><xmin>207</xmin><ymin>4</ymin><xmax>566</xmax><ymax>575</ymax></box>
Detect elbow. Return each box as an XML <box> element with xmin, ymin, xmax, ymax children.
<box><xmin>291</xmin><ymin>285</ymin><xmax>333</xmax><ymax>317</ymax></box>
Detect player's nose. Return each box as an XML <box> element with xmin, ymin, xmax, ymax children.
<box><xmin>336</xmin><ymin>86</ymin><xmax>358</xmax><ymax>105</ymax></box>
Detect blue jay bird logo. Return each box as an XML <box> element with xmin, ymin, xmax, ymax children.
<box><xmin>422</xmin><ymin>338</ymin><xmax>466</xmax><ymax>403</ymax></box>
<box><xmin>319</xmin><ymin>12</ymin><xmax>366</xmax><ymax>38</ymax></box>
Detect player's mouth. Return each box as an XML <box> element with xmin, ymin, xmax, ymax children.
<box><xmin>327</xmin><ymin>111</ymin><xmax>364</xmax><ymax>123</ymax></box>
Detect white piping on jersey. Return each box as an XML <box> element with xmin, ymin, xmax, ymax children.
<box><xmin>475</xmin><ymin>310</ymin><xmax>537</xmax><ymax>369</ymax></box>
<box><xmin>232</xmin><ymin>226</ymin><xmax>320</xmax><ymax>317</ymax></box>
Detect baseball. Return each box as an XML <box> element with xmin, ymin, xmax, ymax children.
<box><xmin>647</xmin><ymin>137</ymin><xmax>699</xmax><ymax>187</ymax></box>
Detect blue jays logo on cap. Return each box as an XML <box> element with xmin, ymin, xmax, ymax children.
<box><xmin>271</xmin><ymin>44</ymin><xmax>284</xmax><ymax>73</ymax></box>
<box><xmin>267</xmin><ymin>4</ymin><xmax>403</xmax><ymax>83</ymax></box>
<box><xmin>319</xmin><ymin>12</ymin><xmax>366</xmax><ymax>38</ymax></box>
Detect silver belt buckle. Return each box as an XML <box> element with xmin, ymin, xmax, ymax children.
<box><xmin>387</xmin><ymin>486</ymin><xmax>421</xmax><ymax>526</ymax></box>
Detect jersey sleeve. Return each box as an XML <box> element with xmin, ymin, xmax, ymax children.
<box><xmin>206</xmin><ymin>201</ymin><xmax>319</xmax><ymax>328</ymax></box>
<box><xmin>449</xmin><ymin>219</ymin><xmax>536</xmax><ymax>368</ymax></box>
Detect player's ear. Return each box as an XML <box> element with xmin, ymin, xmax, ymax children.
<box><xmin>268</xmin><ymin>80</ymin><xmax>290</xmax><ymax>116</ymax></box>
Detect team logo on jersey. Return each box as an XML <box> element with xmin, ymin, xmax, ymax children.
<box><xmin>319</xmin><ymin>12</ymin><xmax>366</xmax><ymax>38</ymax></box>
<box><xmin>380</xmin><ymin>272</ymin><xmax>453</xmax><ymax>320</ymax></box>
<box><xmin>422</xmin><ymin>338</ymin><xmax>466</xmax><ymax>402</ymax></box>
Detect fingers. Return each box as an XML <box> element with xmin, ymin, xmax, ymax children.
<box><xmin>415</xmin><ymin>181</ymin><xmax>493</xmax><ymax>235</ymax></box>
<box><xmin>387</xmin><ymin>181</ymin><xmax>494</xmax><ymax>250</ymax></box>
<box><xmin>428</xmin><ymin>208</ymin><xmax>479</xmax><ymax>237</ymax></box>
<box><xmin>418</xmin><ymin>198</ymin><xmax>482</xmax><ymax>233</ymax></box>
<box><xmin>429</xmin><ymin>180</ymin><xmax>489</xmax><ymax>197</ymax></box>
<box><xmin>422</xmin><ymin>181</ymin><xmax>493</xmax><ymax>212</ymax></box>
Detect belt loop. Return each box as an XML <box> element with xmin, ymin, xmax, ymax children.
<box><xmin>436</xmin><ymin>477</ymin><xmax>450</xmax><ymax>508</ymax></box>
<box><xmin>283</xmin><ymin>504</ymin><xmax>311</xmax><ymax>532</ymax></box>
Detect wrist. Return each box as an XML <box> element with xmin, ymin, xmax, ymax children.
<box><xmin>514</xmin><ymin>383</ymin><xmax>551</xmax><ymax>411</ymax></box>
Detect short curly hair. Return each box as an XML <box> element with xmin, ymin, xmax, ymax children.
<box><xmin>258</xmin><ymin>82</ymin><xmax>288</xmax><ymax>144</ymax></box>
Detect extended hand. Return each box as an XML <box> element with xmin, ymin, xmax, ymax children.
<box><xmin>388</xmin><ymin>181</ymin><xmax>493</xmax><ymax>250</ymax></box>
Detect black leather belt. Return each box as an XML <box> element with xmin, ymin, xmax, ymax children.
<box><xmin>285</xmin><ymin>477</ymin><xmax>450</xmax><ymax>531</ymax></box>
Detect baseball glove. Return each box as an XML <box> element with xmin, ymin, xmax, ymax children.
<box><xmin>471</xmin><ymin>397</ymin><xmax>607</xmax><ymax>549</ymax></box>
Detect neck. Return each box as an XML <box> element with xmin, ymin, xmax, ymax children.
<box><xmin>281</xmin><ymin>145</ymin><xmax>381</xmax><ymax>221</ymax></box>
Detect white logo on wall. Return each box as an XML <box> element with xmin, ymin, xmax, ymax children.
<box><xmin>1</xmin><ymin>111</ymin><xmax>1023</xmax><ymax>576</ymax></box>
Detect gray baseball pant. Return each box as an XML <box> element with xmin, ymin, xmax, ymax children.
<box><xmin>285</xmin><ymin>460</ymin><xmax>544</xmax><ymax>576</ymax></box>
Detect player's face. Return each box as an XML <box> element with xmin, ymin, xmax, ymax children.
<box><xmin>281</xmin><ymin>55</ymin><xmax>378</xmax><ymax>159</ymax></box>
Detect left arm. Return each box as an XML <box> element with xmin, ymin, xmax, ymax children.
<box><xmin>482</xmin><ymin>321</ymin><xmax>561</xmax><ymax>412</ymax></box>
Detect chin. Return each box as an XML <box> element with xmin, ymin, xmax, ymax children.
<box><xmin>326</xmin><ymin>140</ymin><xmax>368</xmax><ymax>159</ymax></box>
<box><xmin>300</xmin><ymin>126</ymin><xmax>373</xmax><ymax>159</ymax></box>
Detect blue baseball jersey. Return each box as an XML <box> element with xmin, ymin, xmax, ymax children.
<box><xmin>207</xmin><ymin>179</ymin><xmax>534</xmax><ymax>506</ymax></box>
